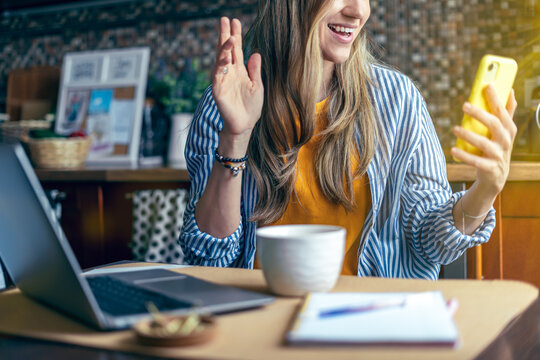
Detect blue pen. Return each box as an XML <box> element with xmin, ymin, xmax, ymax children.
<box><xmin>318</xmin><ymin>297</ymin><xmax>406</xmax><ymax>318</ymax></box>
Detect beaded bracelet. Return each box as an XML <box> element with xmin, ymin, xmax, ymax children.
<box><xmin>214</xmin><ymin>149</ymin><xmax>248</xmax><ymax>177</ymax></box>
<box><xmin>214</xmin><ymin>149</ymin><xmax>248</xmax><ymax>163</ymax></box>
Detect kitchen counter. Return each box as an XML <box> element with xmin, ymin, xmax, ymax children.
<box><xmin>446</xmin><ymin>161</ymin><xmax>540</xmax><ymax>182</ymax></box>
<box><xmin>35</xmin><ymin>162</ymin><xmax>540</xmax><ymax>183</ymax></box>
<box><xmin>35</xmin><ymin>167</ymin><xmax>190</xmax><ymax>182</ymax></box>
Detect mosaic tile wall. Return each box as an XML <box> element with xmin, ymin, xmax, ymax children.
<box><xmin>371</xmin><ymin>0</ymin><xmax>539</xmax><ymax>152</ymax></box>
<box><xmin>0</xmin><ymin>0</ymin><xmax>258</xmax><ymax>112</ymax></box>
<box><xmin>0</xmin><ymin>0</ymin><xmax>538</xmax><ymax>152</ymax></box>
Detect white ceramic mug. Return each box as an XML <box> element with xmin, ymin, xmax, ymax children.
<box><xmin>256</xmin><ymin>224</ymin><xmax>346</xmax><ymax>297</ymax></box>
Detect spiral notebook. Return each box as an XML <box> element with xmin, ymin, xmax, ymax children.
<box><xmin>287</xmin><ymin>291</ymin><xmax>459</xmax><ymax>347</ymax></box>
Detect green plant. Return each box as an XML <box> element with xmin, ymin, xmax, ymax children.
<box><xmin>147</xmin><ymin>58</ymin><xmax>210</xmax><ymax>115</ymax></box>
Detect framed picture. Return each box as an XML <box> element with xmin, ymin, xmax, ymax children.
<box><xmin>55</xmin><ymin>47</ymin><xmax>150</xmax><ymax>167</ymax></box>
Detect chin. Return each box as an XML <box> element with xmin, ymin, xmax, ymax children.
<box><xmin>323</xmin><ymin>50</ymin><xmax>352</xmax><ymax>65</ymax></box>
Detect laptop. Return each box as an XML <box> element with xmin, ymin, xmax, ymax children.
<box><xmin>0</xmin><ymin>142</ymin><xmax>274</xmax><ymax>330</ymax></box>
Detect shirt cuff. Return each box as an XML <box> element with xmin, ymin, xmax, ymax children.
<box><xmin>180</xmin><ymin>216</ymin><xmax>244</xmax><ymax>265</ymax></box>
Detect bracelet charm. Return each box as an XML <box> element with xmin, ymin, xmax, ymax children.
<box><xmin>214</xmin><ymin>149</ymin><xmax>248</xmax><ymax>177</ymax></box>
<box><xmin>221</xmin><ymin>161</ymin><xmax>246</xmax><ymax>177</ymax></box>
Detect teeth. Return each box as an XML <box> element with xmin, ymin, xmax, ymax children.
<box><xmin>329</xmin><ymin>24</ymin><xmax>354</xmax><ymax>35</ymax></box>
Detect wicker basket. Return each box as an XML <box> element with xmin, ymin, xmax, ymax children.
<box><xmin>24</xmin><ymin>135</ymin><xmax>92</xmax><ymax>169</ymax></box>
<box><xmin>0</xmin><ymin>120</ymin><xmax>52</xmax><ymax>142</ymax></box>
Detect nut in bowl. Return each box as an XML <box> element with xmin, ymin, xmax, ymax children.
<box><xmin>134</xmin><ymin>305</ymin><xmax>217</xmax><ymax>347</ymax></box>
<box><xmin>256</xmin><ymin>224</ymin><xmax>346</xmax><ymax>297</ymax></box>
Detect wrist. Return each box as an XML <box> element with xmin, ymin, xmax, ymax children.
<box><xmin>460</xmin><ymin>197</ymin><xmax>490</xmax><ymax>219</ymax></box>
<box><xmin>471</xmin><ymin>180</ymin><xmax>500</xmax><ymax>204</ymax></box>
<box><xmin>214</xmin><ymin>148</ymin><xmax>247</xmax><ymax>177</ymax></box>
<box><xmin>218</xmin><ymin>131</ymin><xmax>252</xmax><ymax>158</ymax></box>
<box><xmin>461</xmin><ymin>181</ymin><xmax>497</xmax><ymax>218</ymax></box>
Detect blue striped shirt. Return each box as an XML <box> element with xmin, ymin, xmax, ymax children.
<box><xmin>179</xmin><ymin>65</ymin><xmax>495</xmax><ymax>279</ymax></box>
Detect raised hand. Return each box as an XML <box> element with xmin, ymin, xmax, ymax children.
<box><xmin>212</xmin><ymin>17</ymin><xmax>264</xmax><ymax>156</ymax></box>
<box><xmin>451</xmin><ymin>85</ymin><xmax>518</xmax><ymax>196</ymax></box>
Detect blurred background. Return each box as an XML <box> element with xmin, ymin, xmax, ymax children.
<box><xmin>0</xmin><ymin>0</ymin><xmax>538</xmax><ymax>159</ymax></box>
<box><xmin>0</xmin><ymin>0</ymin><xmax>539</xmax><ymax>287</ymax></box>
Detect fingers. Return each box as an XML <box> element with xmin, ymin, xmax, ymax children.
<box><xmin>215</xmin><ymin>18</ymin><xmax>243</xmax><ymax>71</ymax></box>
<box><xmin>453</xmin><ymin>126</ymin><xmax>501</xmax><ymax>159</ymax></box>
<box><xmin>213</xmin><ymin>37</ymin><xmax>234</xmax><ymax>81</ymax></box>
<box><xmin>230</xmin><ymin>18</ymin><xmax>244</xmax><ymax>65</ymax></box>
<box><xmin>247</xmin><ymin>53</ymin><xmax>263</xmax><ymax>85</ymax></box>
<box><xmin>231</xmin><ymin>17</ymin><xmax>242</xmax><ymax>37</ymax></box>
<box><xmin>217</xmin><ymin>17</ymin><xmax>233</xmax><ymax>64</ymax></box>
<box><xmin>214</xmin><ymin>17</ymin><xmax>234</xmax><ymax>80</ymax></box>
<box><xmin>462</xmin><ymin>102</ymin><xmax>511</xmax><ymax>149</ymax></box>
<box><xmin>219</xmin><ymin>17</ymin><xmax>230</xmax><ymax>47</ymax></box>
<box><xmin>218</xmin><ymin>37</ymin><xmax>234</xmax><ymax>65</ymax></box>
<box><xmin>506</xmin><ymin>88</ymin><xmax>518</xmax><ymax>119</ymax></box>
<box><xmin>484</xmin><ymin>84</ymin><xmax>517</xmax><ymax>139</ymax></box>
<box><xmin>450</xmin><ymin>146</ymin><xmax>498</xmax><ymax>173</ymax></box>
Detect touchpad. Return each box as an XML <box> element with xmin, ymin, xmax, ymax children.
<box><xmin>139</xmin><ymin>276</ymin><xmax>256</xmax><ymax>306</ymax></box>
<box><xmin>106</xmin><ymin>268</ymin><xmax>187</xmax><ymax>283</ymax></box>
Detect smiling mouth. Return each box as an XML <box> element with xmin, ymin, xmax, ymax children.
<box><xmin>328</xmin><ymin>24</ymin><xmax>354</xmax><ymax>37</ymax></box>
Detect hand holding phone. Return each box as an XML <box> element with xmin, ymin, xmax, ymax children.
<box><xmin>455</xmin><ymin>55</ymin><xmax>518</xmax><ymax>157</ymax></box>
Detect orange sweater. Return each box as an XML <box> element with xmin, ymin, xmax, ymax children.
<box><xmin>270</xmin><ymin>99</ymin><xmax>371</xmax><ymax>275</ymax></box>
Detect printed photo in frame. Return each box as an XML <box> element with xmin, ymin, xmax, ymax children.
<box><xmin>55</xmin><ymin>47</ymin><xmax>150</xmax><ymax>167</ymax></box>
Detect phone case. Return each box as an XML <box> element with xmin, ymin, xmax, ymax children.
<box><xmin>455</xmin><ymin>54</ymin><xmax>518</xmax><ymax>157</ymax></box>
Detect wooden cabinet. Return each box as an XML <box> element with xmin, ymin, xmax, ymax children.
<box><xmin>37</xmin><ymin>168</ymin><xmax>190</xmax><ymax>269</ymax></box>
<box><xmin>37</xmin><ymin>164</ymin><xmax>540</xmax><ymax>287</ymax></box>
<box><xmin>498</xmin><ymin>183</ymin><xmax>540</xmax><ymax>287</ymax></box>
<box><xmin>6</xmin><ymin>66</ymin><xmax>60</xmax><ymax>121</ymax></box>
<box><xmin>447</xmin><ymin>164</ymin><xmax>540</xmax><ymax>288</ymax></box>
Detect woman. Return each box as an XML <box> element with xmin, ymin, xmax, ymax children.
<box><xmin>179</xmin><ymin>0</ymin><xmax>517</xmax><ymax>279</ymax></box>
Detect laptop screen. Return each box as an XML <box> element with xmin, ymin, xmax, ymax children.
<box><xmin>0</xmin><ymin>143</ymin><xmax>274</xmax><ymax>331</ymax></box>
<box><xmin>0</xmin><ymin>257</ymin><xmax>13</xmax><ymax>290</ymax></box>
<box><xmin>0</xmin><ymin>143</ymin><xmax>102</xmax><ymax>326</ymax></box>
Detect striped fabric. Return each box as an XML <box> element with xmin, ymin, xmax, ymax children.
<box><xmin>179</xmin><ymin>65</ymin><xmax>495</xmax><ymax>279</ymax></box>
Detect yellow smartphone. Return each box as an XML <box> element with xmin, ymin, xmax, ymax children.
<box><xmin>455</xmin><ymin>54</ymin><xmax>518</xmax><ymax>157</ymax></box>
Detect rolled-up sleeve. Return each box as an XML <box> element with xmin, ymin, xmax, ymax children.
<box><xmin>179</xmin><ymin>86</ymin><xmax>244</xmax><ymax>267</ymax></box>
<box><xmin>401</xmin><ymin>94</ymin><xmax>495</xmax><ymax>266</ymax></box>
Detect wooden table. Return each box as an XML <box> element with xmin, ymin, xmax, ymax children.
<box><xmin>2</xmin><ymin>303</ymin><xmax>537</xmax><ymax>360</ymax></box>
<box><xmin>0</xmin><ymin>266</ymin><xmax>538</xmax><ymax>360</ymax></box>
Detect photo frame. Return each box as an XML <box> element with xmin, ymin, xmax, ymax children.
<box><xmin>55</xmin><ymin>47</ymin><xmax>150</xmax><ymax>167</ymax></box>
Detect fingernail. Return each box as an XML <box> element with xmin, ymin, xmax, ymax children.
<box><xmin>463</xmin><ymin>102</ymin><xmax>471</xmax><ymax>111</ymax></box>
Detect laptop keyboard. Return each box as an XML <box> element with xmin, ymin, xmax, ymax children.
<box><xmin>87</xmin><ymin>276</ymin><xmax>192</xmax><ymax>316</ymax></box>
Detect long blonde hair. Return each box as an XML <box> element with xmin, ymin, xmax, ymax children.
<box><xmin>246</xmin><ymin>0</ymin><xmax>378</xmax><ymax>225</ymax></box>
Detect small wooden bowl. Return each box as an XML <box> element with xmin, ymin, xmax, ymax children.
<box><xmin>134</xmin><ymin>315</ymin><xmax>217</xmax><ymax>347</ymax></box>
